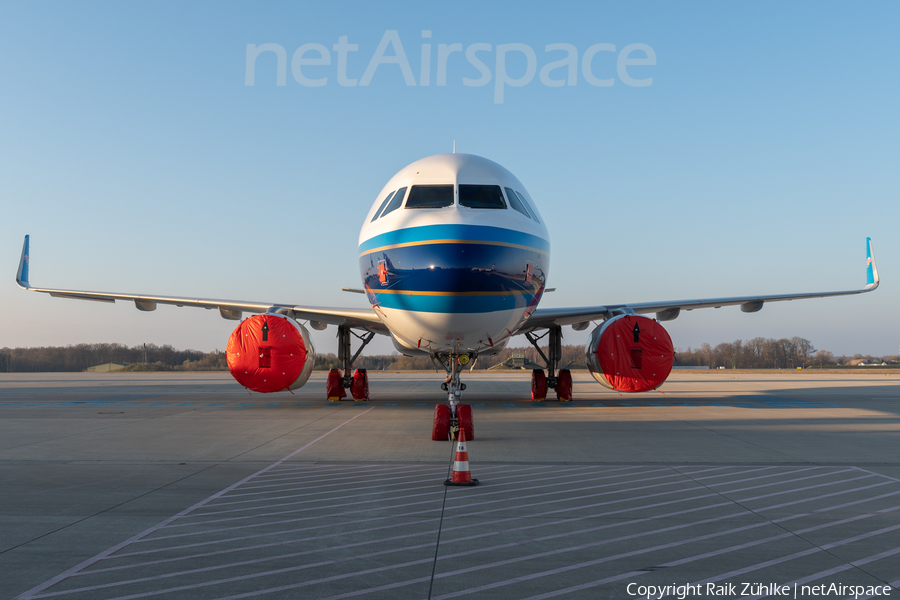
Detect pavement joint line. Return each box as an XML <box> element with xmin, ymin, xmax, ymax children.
<box><xmin>199</xmin><ymin>464</ymin><xmax>621</xmax><ymax>512</ymax></box>
<box><xmin>221</xmin><ymin>463</ymin><xmax>617</xmax><ymax>499</ymax></box>
<box><xmin>429</xmin><ymin>519</ymin><xmax>793</xmax><ymax>599</ymax></box>
<box><xmin>430</xmin><ymin>495</ymin><xmax>900</xmax><ymax>600</ymax></box>
<box><xmin>12</xmin><ymin>405</ymin><xmax>377</xmax><ymax>600</ymax></box>
<box><xmin>108</xmin><ymin>512</ymin><xmax>444</xmax><ymax>560</ymax></box>
<box><xmin>32</xmin><ymin>534</ymin><xmax>444</xmax><ymax>599</ymax></box>
<box><xmin>51</xmin><ymin>505</ymin><xmax>770</xmax><ymax>600</ymax></box>
<box><xmin>240</xmin><ymin>461</ymin><xmax>444</xmax><ymax>480</ymax></box>
<box><xmin>124</xmin><ymin>478</ymin><xmax>720</xmax><ymax>552</ymax></box>
<box><xmin>240</xmin><ymin>467</ymin><xmax>437</xmax><ymax>487</ymax></box>
<box><xmin>242</xmin><ymin>464</ymin><xmax>445</xmax><ymax>482</ymax></box>
<box><xmin>261</xmin><ymin>462</ymin><xmax>429</xmax><ymax>476</ymax></box>
<box><xmin>755</xmin><ymin>481</ymin><xmax>899</xmax><ymax>513</ymax></box>
<box><xmin>15</xmin><ymin>442</ymin><xmax>900</xmax><ymax>595</ymax></box>
<box><xmin>660</xmin><ymin>509</ymin><xmax>900</xmax><ymax>599</ymax></box>
<box><xmin>158</xmin><ymin>469</ymin><xmax>684</xmax><ymax>532</ymax></box>
<box><xmin>735</xmin><ymin>473</ymin><xmax>873</xmax><ymax>503</ymax></box>
<box><xmin>194</xmin><ymin>465</ymin><xmax>619</xmax><ymax>515</ymax></box>
<box><xmin>853</xmin><ymin>466</ymin><xmax>900</xmax><ymax>484</ymax></box>
<box><xmin>217</xmin><ymin>470</ymin><xmax>464</xmax><ymax>498</ymax></box>
<box><xmin>169</xmin><ymin>487</ymin><xmax>448</xmax><ymax>527</ymax></box>
<box><xmin>193</xmin><ymin>466</ymin><xmax>648</xmax><ymax>518</ymax></box>
<box><xmin>133</xmin><ymin>499</ymin><xmax>739</xmax><ymax>579</ymax></box>
<box><xmin>94</xmin><ymin>493</ymin><xmax>733</xmax><ymax>574</ymax></box>
<box><xmin>743</xmin><ymin>543</ymin><xmax>900</xmax><ymax>600</ymax></box>
<box><xmin>440</xmin><ymin>467</ymin><xmax>729</xmax><ymax>509</ymax></box>
<box><xmin>60</xmin><ymin>499</ymin><xmax>748</xmax><ymax>597</ymax></box>
<box><xmin>234</xmin><ymin>464</ymin><xmax>435</xmax><ymax>488</ymax></box>
<box><xmin>440</xmin><ymin>469</ymin><xmax>890</xmax><ymax>524</ymax></box>
<box><xmin>51</xmin><ymin>470</ymin><xmax>900</xmax><ymax>573</ymax></box>
<box><xmin>699</xmin><ymin>465</ymin><xmax>821</xmax><ymax>489</ymax></box>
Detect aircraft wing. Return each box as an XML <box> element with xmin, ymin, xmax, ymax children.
<box><xmin>15</xmin><ymin>236</ymin><xmax>386</xmax><ymax>332</ymax></box>
<box><xmin>524</xmin><ymin>238</ymin><xmax>879</xmax><ymax>331</ymax></box>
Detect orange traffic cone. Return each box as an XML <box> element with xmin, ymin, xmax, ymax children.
<box><xmin>444</xmin><ymin>428</ymin><xmax>479</xmax><ymax>486</ymax></box>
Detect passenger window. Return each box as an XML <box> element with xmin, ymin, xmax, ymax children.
<box><xmin>405</xmin><ymin>185</ymin><xmax>454</xmax><ymax>208</ymax></box>
<box><xmin>380</xmin><ymin>187</ymin><xmax>407</xmax><ymax>218</ymax></box>
<box><xmin>459</xmin><ymin>185</ymin><xmax>506</xmax><ymax>209</ymax></box>
<box><xmin>515</xmin><ymin>191</ymin><xmax>540</xmax><ymax>223</ymax></box>
<box><xmin>371</xmin><ymin>190</ymin><xmax>395</xmax><ymax>222</ymax></box>
<box><xmin>504</xmin><ymin>187</ymin><xmax>532</xmax><ymax>219</ymax></box>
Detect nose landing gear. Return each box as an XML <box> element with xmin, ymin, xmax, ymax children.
<box><xmin>432</xmin><ymin>353</ymin><xmax>474</xmax><ymax>441</ymax></box>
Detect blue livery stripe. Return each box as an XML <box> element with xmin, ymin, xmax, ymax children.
<box><xmin>371</xmin><ymin>291</ymin><xmax>536</xmax><ymax>313</ymax></box>
<box><xmin>359</xmin><ymin>224</ymin><xmax>550</xmax><ymax>255</ymax></box>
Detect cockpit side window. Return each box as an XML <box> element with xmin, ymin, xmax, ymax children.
<box><xmin>405</xmin><ymin>185</ymin><xmax>454</xmax><ymax>208</ymax></box>
<box><xmin>504</xmin><ymin>187</ymin><xmax>532</xmax><ymax>219</ymax></box>
<box><xmin>515</xmin><ymin>190</ymin><xmax>540</xmax><ymax>223</ymax></box>
<box><xmin>380</xmin><ymin>187</ymin><xmax>407</xmax><ymax>218</ymax></box>
<box><xmin>371</xmin><ymin>190</ymin><xmax>396</xmax><ymax>222</ymax></box>
<box><xmin>459</xmin><ymin>185</ymin><xmax>506</xmax><ymax>209</ymax></box>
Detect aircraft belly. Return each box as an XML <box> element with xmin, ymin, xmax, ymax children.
<box><xmin>377</xmin><ymin>306</ymin><xmax>523</xmax><ymax>354</ymax></box>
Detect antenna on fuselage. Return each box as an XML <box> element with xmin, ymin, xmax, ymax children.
<box><xmin>452</xmin><ymin>140</ymin><xmax>456</xmax><ymax>153</ymax></box>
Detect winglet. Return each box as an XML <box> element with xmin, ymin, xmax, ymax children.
<box><xmin>865</xmin><ymin>237</ymin><xmax>879</xmax><ymax>290</ymax></box>
<box><xmin>16</xmin><ymin>235</ymin><xmax>30</xmax><ymax>289</ymax></box>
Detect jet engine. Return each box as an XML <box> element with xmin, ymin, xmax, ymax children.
<box><xmin>226</xmin><ymin>313</ymin><xmax>315</xmax><ymax>393</ymax></box>
<box><xmin>585</xmin><ymin>314</ymin><xmax>675</xmax><ymax>393</ymax></box>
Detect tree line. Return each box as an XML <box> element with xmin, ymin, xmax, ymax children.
<box><xmin>0</xmin><ymin>338</ymin><xmax>894</xmax><ymax>373</ymax></box>
<box><xmin>0</xmin><ymin>344</ymin><xmax>222</xmax><ymax>373</ymax></box>
<box><xmin>675</xmin><ymin>337</ymin><xmax>896</xmax><ymax>369</ymax></box>
<box><xmin>0</xmin><ymin>342</ymin><xmax>586</xmax><ymax>373</ymax></box>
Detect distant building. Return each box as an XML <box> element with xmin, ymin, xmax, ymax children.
<box><xmin>489</xmin><ymin>354</ymin><xmax>545</xmax><ymax>370</ymax></box>
<box><xmin>86</xmin><ymin>363</ymin><xmax>127</xmax><ymax>372</ymax></box>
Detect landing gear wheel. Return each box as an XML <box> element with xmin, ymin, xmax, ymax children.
<box><xmin>432</xmin><ymin>404</ymin><xmax>451</xmax><ymax>441</ymax></box>
<box><xmin>555</xmin><ymin>369</ymin><xmax>573</xmax><ymax>402</ymax></box>
<box><xmin>531</xmin><ymin>369</ymin><xmax>547</xmax><ymax>402</ymax></box>
<box><xmin>326</xmin><ymin>369</ymin><xmax>346</xmax><ymax>402</ymax></box>
<box><xmin>457</xmin><ymin>404</ymin><xmax>474</xmax><ymax>440</ymax></box>
<box><xmin>350</xmin><ymin>369</ymin><xmax>369</xmax><ymax>402</ymax></box>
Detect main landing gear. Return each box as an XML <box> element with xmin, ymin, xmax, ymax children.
<box><xmin>327</xmin><ymin>325</ymin><xmax>375</xmax><ymax>402</ymax></box>
<box><xmin>432</xmin><ymin>353</ymin><xmax>474</xmax><ymax>441</ymax></box>
<box><xmin>525</xmin><ymin>324</ymin><xmax>573</xmax><ymax>402</ymax></box>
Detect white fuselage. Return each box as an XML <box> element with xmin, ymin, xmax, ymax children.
<box><xmin>358</xmin><ymin>154</ymin><xmax>550</xmax><ymax>356</ymax></box>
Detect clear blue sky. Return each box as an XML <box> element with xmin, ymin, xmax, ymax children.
<box><xmin>1</xmin><ymin>1</ymin><xmax>898</xmax><ymax>357</ymax></box>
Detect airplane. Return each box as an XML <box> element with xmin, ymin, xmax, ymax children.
<box><xmin>15</xmin><ymin>153</ymin><xmax>879</xmax><ymax>441</ymax></box>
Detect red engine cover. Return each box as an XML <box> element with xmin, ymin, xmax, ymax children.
<box><xmin>586</xmin><ymin>315</ymin><xmax>675</xmax><ymax>393</ymax></box>
<box><xmin>226</xmin><ymin>314</ymin><xmax>314</xmax><ymax>393</ymax></box>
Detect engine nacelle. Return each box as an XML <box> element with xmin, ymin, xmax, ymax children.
<box><xmin>226</xmin><ymin>313</ymin><xmax>316</xmax><ymax>393</ymax></box>
<box><xmin>585</xmin><ymin>314</ymin><xmax>675</xmax><ymax>393</ymax></box>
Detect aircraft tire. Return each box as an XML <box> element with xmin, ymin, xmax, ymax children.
<box><xmin>531</xmin><ymin>369</ymin><xmax>547</xmax><ymax>402</ymax></box>
<box><xmin>432</xmin><ymin>404</ymin><xmax>451</xmax><ymax>441</ymax></box>
<box><xmin>457</xmin><ymin>404</ymin><xmax>474</xmax><ymax>441</ymax></box>
<box><xmin>556</xmin><ymin>369</ymin><xmax>573</xmax><ymax>401</ymax></box>
<box><xmin>350</xmin><ymin>368</ymin><xmax>369</xmax><ymax>401</ymax></box>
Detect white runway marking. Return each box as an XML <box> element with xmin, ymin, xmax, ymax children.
<box><xmin>16</xmin><ymin>443</ymin><xmax>900</xmax><ymax>599</ymax></box>
<box><xmin>13</xmin><ymin>406</ymin><xmax>376</xmax><ymax>600</ymax></box>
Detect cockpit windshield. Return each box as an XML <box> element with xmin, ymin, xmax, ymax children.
<box><xmin>379</xmin><ymin>187</ymin><xmax>407</xmax><ymax>218</ymax></box>
<box><xmin>515</xmin><ymin>190</ymin><xmax>539</xmax><ymax>223</ymax></box>
<box><xmin>504</xmin><ymin>187</ymin><xmax>533</xmax><ymax>220</ymax></box>
<box><xmin>371</xmin><ymin>190</ymin><xmax>395</xmax><ymax>222</ymax></box>
<box><xmin>459</xmin><ymin>185</ymin><xmax>506</xmax><ymax>209</ymax></box>
<box><xmin>405</xmin><ymin>185</ymin><xmax>454</xmax><ymax>209</ymax></box>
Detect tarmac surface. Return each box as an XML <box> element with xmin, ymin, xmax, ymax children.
<box><xmin>1</xmin><ymin>370</ymin><xmax>899</xmax><ymax>600</ymax></box>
